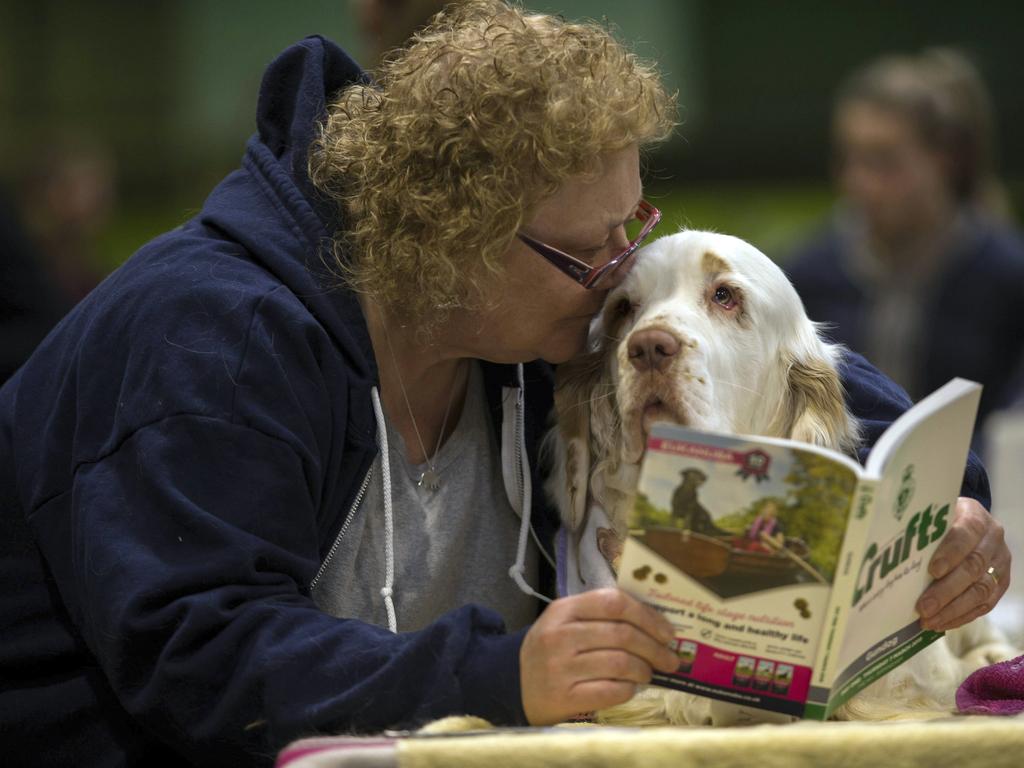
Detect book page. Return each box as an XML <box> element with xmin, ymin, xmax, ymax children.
<box><xmin>825</xmin><ymin>379</ymin><xmax>981</xmax><ymax>712</ymax></box>
<box><xmin>618</xmin><ymin>422</ymin><xmax>858</xmax><ymax>717</ymax></box>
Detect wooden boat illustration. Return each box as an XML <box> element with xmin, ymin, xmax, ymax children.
<box><xmin>631</xmin><ymin>527</ymin><xmax>820</xmax><ymax>587</ymax></box>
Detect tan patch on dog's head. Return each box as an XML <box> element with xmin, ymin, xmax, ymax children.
<box><xmin>700</xmin><ymin>250</ymin><xmax>752</xmax><ymax>329</ymax></box>
<box><xmin>701</xmin><ymin>250</ymin><xmax>731</xmax><ymax>278</ymax></box>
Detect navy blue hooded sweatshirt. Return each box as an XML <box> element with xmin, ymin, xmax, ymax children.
<box><xmin>0</xmin><ymin>37</ymin><xmax>990</xmax><ymax>766</ymax></box>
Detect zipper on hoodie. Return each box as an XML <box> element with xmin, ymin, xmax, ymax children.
<box><xmin>310</xmin><ymin>465</ymin><xmax>374</xmax><ymax>591</ymax></box>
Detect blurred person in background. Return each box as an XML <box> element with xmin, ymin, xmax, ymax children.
<box><xmin>0</xmin><ymin>139</ymin><xmax>115</xmax><ymax>384</ymax></box>
<box><xmin>19</xmin><ymin>139</ymin><xmax>116</xmax><ymax>305</ymax></box>
<box><xmin>787</xmin><ymin>48</ymin><xmax>1024</xmax><ymax>431</ymax></box>
<box><xmin>0</xmin><ymin>187</ymin><xmax>66</xmax><ymax>383</ymax></box>
<box><xmin>353</xmin><ymin>0</ymin><xmax>447</xmax><ymax>66</ymax></box>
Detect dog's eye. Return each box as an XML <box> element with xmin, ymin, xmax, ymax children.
<box><xmin>712</xmin><ymin>285</ymin><xmax>738</xmax><ymax>309</ymax></box>
<box><xmin>605</xmin><ymin>296</ymin><xmax>637</xmax><ymax>339</ymax></box>
<box><xmin>613</xmin><ymin>297</ymin><xmax>636</xmax><ymax>317</ymax></box>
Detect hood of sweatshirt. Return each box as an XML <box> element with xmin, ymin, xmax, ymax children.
<box><xmin>157</xmin><ymin>34</ymin><xmax>408</xmax><ymax>469</ymax></box>
<box><xmin>202</xmin><ymin>36</ymin><xmax>375</xmax><ymax>377</ymax></box>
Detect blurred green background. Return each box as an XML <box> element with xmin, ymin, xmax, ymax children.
<box><xmin>1</xmin><ymin>0</ymin><xmax>1021</xmax><ymax>279</ymax></box>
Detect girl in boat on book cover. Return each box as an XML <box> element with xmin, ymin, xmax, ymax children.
<box><xmin>742</xmin><ymin>500</ymin><xmax>788</xmax><ymax>552</ymax></box>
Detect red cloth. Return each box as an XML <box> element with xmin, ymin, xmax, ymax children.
<box><xmin>746</xmin><ymin>515</ymin><xmax>778</xmax><ymax>541</ymax></box>
<box><xmin>956</xmin><ymin>654</ymin><xmax>1024</xmax><ymax>715</ymax></box>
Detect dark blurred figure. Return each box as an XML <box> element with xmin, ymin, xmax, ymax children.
<box><xmin>0</xmin><ymin>187</ymin><xmax>67</xmax><ymax>383</ymax></box>
<box><xmin>352</xmin><ymin>0</ymin><xmax>448</xmax><ymax>67</ymax></box>
<box><xmin>19</xmin><ymin>141</ymin><xmax>115</xmax><ymax>305</ymax></box>
<box><xmin>0</xmin><ymin>140</ymin><xmax>115</xmax><ymax>383</ymax></box>
<box><xmin>787</xmin><ymin>49</ymin><xmax>1024</xmax><ymax>427</ymax></box>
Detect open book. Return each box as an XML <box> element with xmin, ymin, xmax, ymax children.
<box><xmin>617</xmin><ymin>378</ymin><xmax>982</xmax><ymax>719</ymax></box>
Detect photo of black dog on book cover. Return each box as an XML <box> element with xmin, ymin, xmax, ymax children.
<box><xmin>630</xmin><ymin>446</ymin><xmax>851</xmax><ymax>598</ymax></box>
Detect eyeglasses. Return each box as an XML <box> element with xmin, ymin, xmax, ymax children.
<box><xmin>516</xmin><ymin>200</ymin><xmax>662</xmax><ymax>289</ymax></box>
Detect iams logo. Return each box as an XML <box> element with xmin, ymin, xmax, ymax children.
<box><xmin>894</xmin><ymin>464</ymin><xmax>916</xmax><ymax>521</ymax></box>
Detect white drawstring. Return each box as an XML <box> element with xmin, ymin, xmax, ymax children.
<box><xmin>374</xmin><ymin>367</ymin><xmax>546</xmax><ymax>629</ymax></box>
<box><xmin>370</xmin><ymin>386</ymin><xmax>398</xmax><ymax>633</ymax></box>
<box><xmin>508</xmin><ymin>364</ymin><xmax>552</xmax><ymax>604</ymax></box>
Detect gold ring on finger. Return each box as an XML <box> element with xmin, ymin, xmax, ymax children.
<box><xmin>986</xmin><ymin>565</ymin><xmax>999</xmax><ymax>586</ymax></box>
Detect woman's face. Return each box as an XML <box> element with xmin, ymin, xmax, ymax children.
<box><xmin>834</xmin><ymin>101</ymin><xmax>950</xmax><ymax>240</ymax></box>
<box><xmin>452</xmin><ymin>145</ymin><xmax>644</xmax><ymax>365</ymax></box>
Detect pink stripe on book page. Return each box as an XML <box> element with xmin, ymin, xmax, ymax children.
<box><xmin>276</xmin><ymin>737</ymin><xmax>398</xmax><ymax>767</ymax></box>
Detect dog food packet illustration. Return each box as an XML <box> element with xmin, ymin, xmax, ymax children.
<box><xmin>753</xmin><ymin>660</ymin><xmax>776</xmax><ymax>691</ymax></box>
<box><xmin>773</xmin><ymin>664</ymin><xmax>794</xmax><ymax>694</ymax></box>
<box><xmin>676</xmin><ymin>640</ymin><xmax>698</xmax><ymax>673</ymax></box>
<box><xmin>732</xmin><ymin>656</ymin><xmax>755</xmax><ymax>687</ymax></box>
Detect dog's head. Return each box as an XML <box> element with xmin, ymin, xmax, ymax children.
<box><xmin>550</xmin><ymin>229</ymin><xmax>860</xmax><ymax>531</ymax></box>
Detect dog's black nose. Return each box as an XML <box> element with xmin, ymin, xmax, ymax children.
<box><xmin>628</xmin><ymin>329</ymin><xmax>679</xmax><ymax>373</ymax></box>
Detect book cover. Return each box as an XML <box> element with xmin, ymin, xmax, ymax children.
<box><xmin>616</xmin><ymin>378</ymin><xmax>981</xmax><ymax>718</ymax></box>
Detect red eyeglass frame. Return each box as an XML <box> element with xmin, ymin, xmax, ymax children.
<box><xmin>516</xmin><ymin>199</ymin><xmax>662</xmax><ymax>289</ymax></box>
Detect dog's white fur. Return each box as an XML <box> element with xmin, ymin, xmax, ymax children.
<box><xmin>547</xmin><ymin>230</ymin><xmax>1014</xmax><ymax>724</ymax></box>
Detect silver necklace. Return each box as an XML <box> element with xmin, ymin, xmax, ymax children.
<box><xmin>381</xmin><ymin>323</ymin><xmax>462</xmax><ymax>492</ymax></box>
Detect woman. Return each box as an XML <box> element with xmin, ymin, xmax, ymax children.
<box><xmin>788</xmin><ymin>49</ymin><xmax>1024</xmax><ymax>427</ymax></box>
<box><xmin>0</xmin><ymin>3</ymin><xmax>1007</xmax><ymax>764</ymax></box>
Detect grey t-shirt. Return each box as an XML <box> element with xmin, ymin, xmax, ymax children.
<box><xmin>312</xmin><ymin>362</ymin><xmax>540</xmax><ymax>632</ymax></box>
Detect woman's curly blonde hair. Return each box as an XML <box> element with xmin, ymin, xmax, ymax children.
<box><xmin>309</xmin><ymin>0</ymin><xmax>676</xmax><ymax>326</ymax></box>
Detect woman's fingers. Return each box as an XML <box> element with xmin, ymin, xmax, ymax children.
<box><xmin>566</xmin><ymin>679</ymin><xmax>639</xmax><ymax>713</ymax></box>
<box><xmin>920</xmin><ymin>546</ymin><xmax>1010</xmax><ymax>630</ymax></box>
<box><xmin>563</xmin><ymin>588</ymin><xmax>675</xmax><ymax>644</ymax></box>
<box><xmin>519</xmin><ymin>588</ymin><xmax>679</xmax><ymax>725</ymax></box>
<box><xmin>563</xmin><ymin>619</ymin><xmax>679</xmax><ymax>674</ymax></box>
<box><xmin>565</xmin><ymin>649</ymin><xmax>655</xmax><ymax>685</ymax></box>
<box><xmin>917</xmin><ymin>498</ymin><xmax>1010</xmax><ymax>630</ymax></box>
<box><xmin>925</xmin><ymin>498</ymin><xmax>991</xmax><ymax>581</ymax></box>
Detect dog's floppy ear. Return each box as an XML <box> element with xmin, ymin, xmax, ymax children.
<box><xmin>773</xmin><ymin>337</ymin><xmax>861</xmax><ymax>454</ymax></box>
<box><xmin>549</xmin><ymin>350</ymin><xmax>606</xmax><ymax>531</ymax></box>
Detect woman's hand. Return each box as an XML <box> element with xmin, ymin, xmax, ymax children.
<box><xmin>916</xmin><ymin>497</ymin><xmax>1011</xmax><ymax>631</ymax></box>
<box><xmin>519</xmin><ymin>588</ymin><xmax>679</xmax><ymax>725</ymax></box>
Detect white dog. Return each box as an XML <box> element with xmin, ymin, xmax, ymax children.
<box><xmin>547</xmin><ymin>229</ymin><xmax>1013</xmax><ymax>724</ymax></box>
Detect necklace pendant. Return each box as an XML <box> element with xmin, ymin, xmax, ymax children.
<box><xmin>418</xmin><ymin>468</ymin><xmax>441</xmax><ymax>491</ymax></box>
